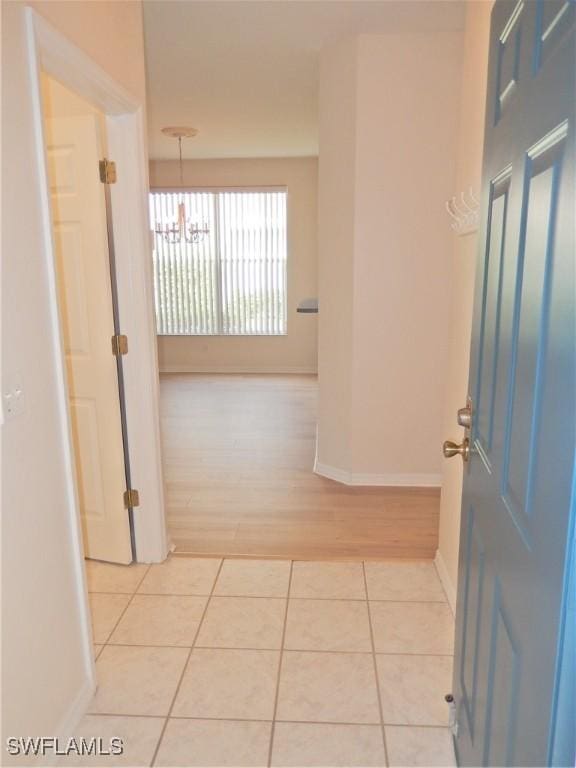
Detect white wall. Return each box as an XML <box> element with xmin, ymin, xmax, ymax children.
<box><xmin>316</xmin><ymin>37</ymin><xmax>358</xmax><ymax>471</ymax></box>
<box><xmin>30</xmin><ymin>0</ymin><xmax>147</xmax><ymax>103</ymax></box>
<box><xmin>1</xmin><ymin>0</ymin><xmax>148</xmax><ymax>748</ymax></box>
<box><xmin>149</xmin><ymin>157</ymin><xmax>318</xmax><ymax>374</ymax></box>
<box><xmin>317</xmin><ymin>31</ymin><xmax>463</xmax><ymax>486</ymax></box>
<box><xmin>437</xmin><ymin>1</ymin><xmax>492</xmax><ymax>607</ymax></box>
<box><xmin>351</xmin><ymin>33</ymin><xmax>462</xmax><ymax>479</ymax></box>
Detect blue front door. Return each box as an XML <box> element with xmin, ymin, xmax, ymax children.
<box><xmin>452</xmin><ymin>2</ymin><xmax>575</xmax><ymax>765</ymax></box>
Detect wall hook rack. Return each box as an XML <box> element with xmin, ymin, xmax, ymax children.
<box><xmin>445</xmin><ymin>187</ymin><xmax>480</xmax><ymax>235</ymax></box>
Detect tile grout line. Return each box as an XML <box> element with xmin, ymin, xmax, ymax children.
<box><xmin>89</xmin><ymin>590</ymin><xmax>448</xmax><ymax>605</ymax></box>
<box><xmin>148</xmin><ymin>558</ymin><xmax>226</xmax><ymax>768</ymax></box>
<box><xmin>190</xmin><ymin>646</ymin><xmax>453</xmax><ymax>658</ymax></box>
<box><xmin>83</xmin><ymin>713</ymin><xmax>449</xmax><ymax>730</ymax></box>
<box><xmin>91</xmin><ymin>564</ymin><xmax>152</xmax><ymax>650</ymax></box>
<box><xmin>94</xmin><ymin>642</ymin><xmax>454</xmax><ymax>659</ymax></box>
<box><xmin>266</xmin><ymin>560</ymin><xmax>294</xmax><ymax>768</ymax></box>
<box><xmin>362</xmin><ymin>561</ymin><xmax>390</xmax><ymax>768</ymax></box>
<box><xmin>95</xmin><ymin>640</ymin><xmax>454</xmax><ymax>659</ymax></box>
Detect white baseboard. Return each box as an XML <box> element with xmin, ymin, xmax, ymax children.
<box><xmin>314</xmin><ymin>460</ymin><xmax>441</xmax><ymax>488</ymax></box>
<box><xmin>434</xmin><ymin>548</ymin><xmax>457</xmax><ymax>615</ymax></box>
<box><xmin>160</xmin><ymin>364</ymin><xmax>318</xmax><ymax>375</ymax></box>
<box><xmin>31</xmin><ymin>677</ymin><xmax>97</xmax><ymax>765</ymax></box>
<box><xmin>56</xmin><ymin>677</ymin><xmax>95</xmax><ymax>737</ymax></box>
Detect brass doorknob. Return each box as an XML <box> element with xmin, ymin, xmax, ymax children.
<box><xmin>443</xmin><ymin>438</ymin><xmax>470</xmax><ymax>462</ymax></box>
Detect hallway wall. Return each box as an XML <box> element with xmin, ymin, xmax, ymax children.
<box><xmin>317</xmin><ymin>30</ymin><xmax>463</xmax><ymax>485</ymax></box>
<box><xmin>316</xmin><ymin>37</ymin><xmax>358</xmax><ymax>474</ymax></box>
<box><xmin>149</xmin><ymin>157</ymin><xmax>319</xmax><ymax>374</ymax></box>
<box><xmin>2</xmin><ymin>0</ymin><xmax>147</xmax><ymax>749</ymax></box>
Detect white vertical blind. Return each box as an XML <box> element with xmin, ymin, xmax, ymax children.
<box><xmin>150</xmin><ymin>190</ymin><xmax>287</xmax><ymax>335</ymax></box>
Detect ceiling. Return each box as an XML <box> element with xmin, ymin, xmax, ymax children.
<box><xmin>143</xmin><ymin>1</ymin><xmax>465</xmax><ymax>160</ymax></box>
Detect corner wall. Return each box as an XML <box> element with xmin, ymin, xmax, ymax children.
<box><xmin>316</xmin><ymin>37</ymin><xmax>358</xmax><ymax>472</ymax></box>
<box><xmin>316</xmin><ymin>31</ymin><xmax>463</xmax><ymax>486</ymax></box>
<box><xmin>1</xmin><ymin>0</ymin><xmax>148</xmax><ymax>748</ymax></box>
<box><xmin>149</xmin><ymin>157</ymin><xmax>318</xmax><ymax>374</ymax></box>
<box><xmin>351</xmin><ymin>32</ymin><xmax>462</xmax><ymax>480</ymax></box>
<box><xmin>436</xmin><ymin>1</ymin><xmax>492</xmax><ymax>606</ymax></box>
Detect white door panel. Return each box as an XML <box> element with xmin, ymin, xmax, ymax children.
<box><xmin>46</xmin><ymin>114</ymin><xmax>132</xmax><ymax>564</ymax></box>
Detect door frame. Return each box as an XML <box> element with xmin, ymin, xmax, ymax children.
<box><xmin>26</xmin><ymin>9</ymin><xmax>168</xmax><ymax>565</ymax></box>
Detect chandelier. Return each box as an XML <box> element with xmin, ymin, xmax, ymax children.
<box><xmin>155</xmin><ymin>127</ymin><xmax>210</xmax><ymax>244</ymax></box>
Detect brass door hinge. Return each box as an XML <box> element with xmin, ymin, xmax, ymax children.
<box><xmin>99</xmin><ymin>159</ymin><xmax>117</xmax><ymax>184</ymax></box>
<box><xmin>124</xmin><ymin>489</ymin><xmax>140</xmax><ymax>509</ymax></box>
<box><xmin>111</xmin><ymin>334</ymin><xmax>128</xmax><ymax>356</ymax></box>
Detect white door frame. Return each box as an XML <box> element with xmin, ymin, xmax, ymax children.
<box><xmin>26</xmin><ymin>9</ymin><xmax>168</xmax><ymax>564</ymax></box>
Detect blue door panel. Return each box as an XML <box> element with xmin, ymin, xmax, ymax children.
<box><xmin>533</xmin><ymin>1</ymin><xmax>576</xmax><ymax>71</ymax></box>
<box><xmin>483</xmin><ymin>582</ymin><xmax>521</xmax><ymax>768</ymax></box>
<box><xmin>504</xmin><ymin>129</ymin><xmax>568</xmax><ymax>528</ymax></box>
<box><xmin>495</xmin><ymin>1</ymin><xmax>524</xmax><ymax>123</ymax></box>
<box><xmin>476</xmin><ymin>173</ymin><xmax>510</xmax><ymax>457</ymax></box>
<box><xmin>459</xmin><ymin>508</ymin><xmax>486</xmax><ymax>742</ymax></box>
<box><xmin>452</xmin><ymin>1</ymin><xmax>575</xmax><ymax>765</ymax></box>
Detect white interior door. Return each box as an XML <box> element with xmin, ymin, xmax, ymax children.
<box><xmin>45</xmin><ymin>114</ymin><xmax>133</xmax><ymax>564</ymax></box>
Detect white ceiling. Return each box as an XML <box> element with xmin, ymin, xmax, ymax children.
<box><xmin>143</xmin><ymin>1</ymin><xmax>465</xmax><ymax>160</ymax></box>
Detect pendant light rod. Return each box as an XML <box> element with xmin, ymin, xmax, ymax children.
<box><xmin>154</xmin><ymin>126</ymin><xmax>209</xmax><ymax>245</ymax></box>
<box><xmin>178</xmin><ymin>136</ymin><xmax>184</xmax><ymax>186</ymax></box>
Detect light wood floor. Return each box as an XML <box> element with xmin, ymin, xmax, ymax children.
<box><xmin>161</xmin><ymin>374</ymin><xmax>439</xmax><ymax>559</ymax></box>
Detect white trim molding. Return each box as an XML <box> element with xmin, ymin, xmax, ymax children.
<box><xmin>159</xmin><ymin>364</ymin><xmax>318</xmax><ymax>375</ymax></box>
<box><xmin>53</xmin><ymin>679</ymin><xmax>97</xmax><ymax>760</ymax></box>
<box><xmin>27</xmin><ymin>9</ymin><xmax>168</xmax><ymax>564</ymax></box>
<box><xmin>36</xmin><ymin>678</ymin><xmax>97</xmax><ymax>767</ymax></box>
<box><xmin>313</xmin><ymin>460</ymin><xmax>441</xmax><ymax>488</ymax></box>
<box><xmin>434</xmin><ymin>549</ymin><xmax>457</xmax><ymax>615</ymax></box>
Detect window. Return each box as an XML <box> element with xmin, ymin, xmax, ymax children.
<box><xmin>150</xmin><ymin>189</ymin><xmax>287</xmax><ymax>335</ymax></box>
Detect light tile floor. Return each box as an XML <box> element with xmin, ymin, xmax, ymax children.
<box><xmin>76</xmin><ymin>557</ymin><xmax>456</xmax><ymax>767</ymax></box>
